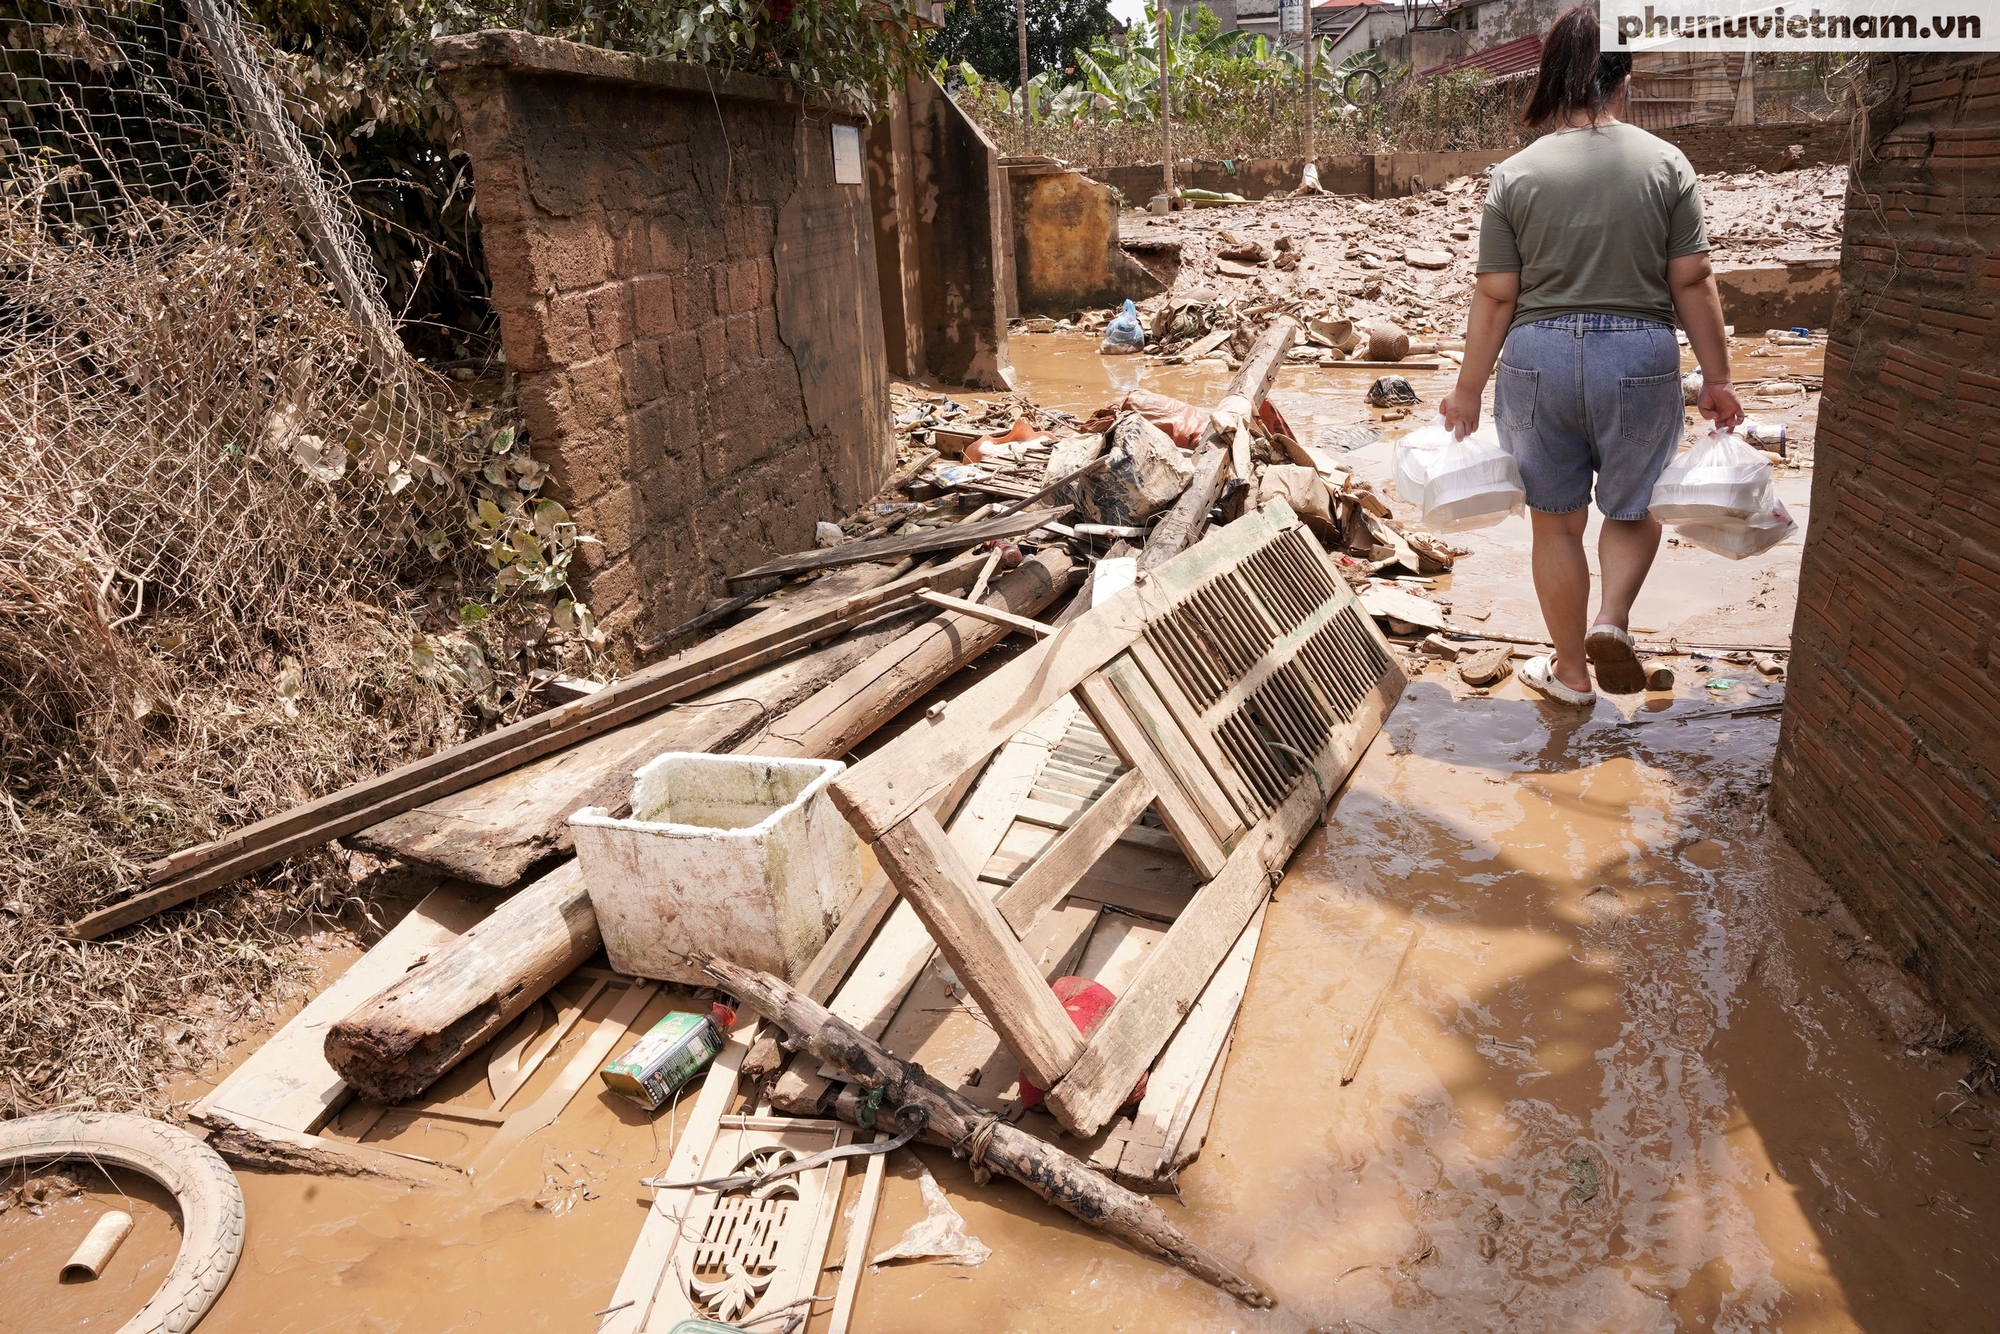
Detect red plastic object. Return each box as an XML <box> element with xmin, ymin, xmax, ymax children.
<box><xmin>1017</xmin><ymin>977</ymin><xmax>1148</xmax><ymax>1111</ymax></box>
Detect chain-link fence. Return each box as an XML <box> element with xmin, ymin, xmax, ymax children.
<box><xmin>1</xmin><ymin>0</ymin><xmax>442</xmax><ymax>761</ymax></box>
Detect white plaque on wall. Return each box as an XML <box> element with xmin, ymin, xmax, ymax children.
<box><xmin>831</xmin><ymin>123</ymin><xmax>863</xmax><ymax>185</ymax></box>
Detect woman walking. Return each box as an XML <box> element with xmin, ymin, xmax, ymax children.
<box><xmin>1439</xmin><ymin>7</ymin><xmax>1742</xmax><ymax>704</ymax></box>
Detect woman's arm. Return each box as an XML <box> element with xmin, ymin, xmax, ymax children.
<box><xmin>1440</xmin><ymin>270</ymin><xmax>1520</xmax><ymax>438</ymax></box>
<box><xmin>1667</xmin><ymin>252</ymin><xmax>1744</xmax><ymax>429</ymax></box>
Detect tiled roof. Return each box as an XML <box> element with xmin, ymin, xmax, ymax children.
<box><xmin>1418</xmin><ymin>33</ymin><xmax>1544</xmax><ymax>80</ymax></box>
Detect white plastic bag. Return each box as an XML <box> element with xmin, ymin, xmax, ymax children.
<box><xmin>1098</xmin><ymin>298</ymin><xmax>1145</xmax><ymax>355</ymax></box>
<box><xmin>1392</xmin><ymin>417</ymin><xmax>1526</xmax><ymax>532</ymax></box>
<box><xmin>1674</xmin><ymin>485</ymin><xmax>1798</xmax><ymax>559</ymax></box>
<box><xmin>1648</xmin><ymin>429</ymin><xmax>1772</xmax><ymax>523</ymax></box>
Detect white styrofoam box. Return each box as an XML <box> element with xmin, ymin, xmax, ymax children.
<box><xmin>569</xmin><ymin>753</ymin><xmax>861</xmax><ymax>986</ymax></box>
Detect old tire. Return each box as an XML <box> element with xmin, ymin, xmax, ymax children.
<box><xmin>0</xmin><ymin>1111</ymin><xmax>244</xmax><ymax>1332</ymax></box>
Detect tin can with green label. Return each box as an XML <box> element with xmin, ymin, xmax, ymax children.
<box><xmin>599</xmin><ymin>1004</ymin><xmax>732</xmax><ymax>1110</ymax></box>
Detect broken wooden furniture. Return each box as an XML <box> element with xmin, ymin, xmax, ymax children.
<box><xmin>824</xmin><ymin>498</ymin><xmax>1405</xmax><ymax>1138</ymax></box>
<box><xmin>703</xmin><ymin>955</ymin><xmax>1276</xmax><ymax>1307</ymax></box>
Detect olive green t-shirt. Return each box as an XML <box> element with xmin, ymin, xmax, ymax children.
<box><xmin>1477</xmin><ymin>122</ymin><xmax>1709</xmax><ymax>331</ymax></box>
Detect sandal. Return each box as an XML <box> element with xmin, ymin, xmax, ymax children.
<box><xmin>1585</xmin><ymin>624</ymin><xmax>1648</xmax><ymax>695</ymax></box>
<box><xmin>1520</xmin><ymin>654</ymin><xmax>1596</xmax><ymax>707</ymax></box>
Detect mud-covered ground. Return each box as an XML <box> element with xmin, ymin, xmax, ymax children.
<box><xmin>1118</xmin><ymin>163</ymin><xmax>1846</xmax><ymax>344</ymax></box>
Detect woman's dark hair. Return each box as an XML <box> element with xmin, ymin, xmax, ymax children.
<box><xmin>1522</xmin><ymin>7</ymin><xmax>1634</xmax><ymax>128</ymax></box>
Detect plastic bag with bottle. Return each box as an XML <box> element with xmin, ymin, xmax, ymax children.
<box><xmin>1098</xmin><ymin>298</ymin><xmax>1146</xmax><ymax>355</ymax></box>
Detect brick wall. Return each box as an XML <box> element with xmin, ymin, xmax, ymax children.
<box><xmin>1660</xmin><ymin>120</ymin><xmax>1851</xmax><ymax>174</ymax></box>
<box><xmin>435</xmin><ymin>32</ymin><xmax>893</xmax><ymax>649</ymax></box>
<box><xmin>1771</xmin><ymin>55</ymin><xmax>2000</xmax><ymax>1046</ymax></box>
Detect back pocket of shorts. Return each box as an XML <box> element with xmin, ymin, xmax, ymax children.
<box><xmin>1496</xmin><ymin>363</ymin><xmax>1537</xmax><ymax>432</ymax></box>
<box><xmin>1619</xmin><ymin>370</ymin><xmax>1683</xmax><ymax>444</ymax></box>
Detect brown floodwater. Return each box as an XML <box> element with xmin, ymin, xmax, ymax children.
<box><xmin>10</xmin><ymin>332</ymin><xmax>1993</xmax><ymax>1332</ymax></box>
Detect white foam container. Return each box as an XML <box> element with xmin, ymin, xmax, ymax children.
<box><xmin>569</xmin><ymin>753</ymin><xmax>861</xmax><ymax>986</ymax></box>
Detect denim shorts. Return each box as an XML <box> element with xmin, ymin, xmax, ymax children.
<box><xmin>1493</xmin><ymin>314</ymin><xmax>1685</xmax><ymax>521</ymax></box>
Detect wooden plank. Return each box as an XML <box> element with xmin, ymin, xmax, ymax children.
<box><xmin>826</xmin><ymin>1139</ymin><xmax>887</xmax><ymax>1334</ymax></box>
<box><xmin>994</xmin><ymin>769</ymin><xmax>1155</xmax><ymax>934</ymax></box>
<box><xmin>1075</xmin><ymin>673</ymin><xmax>1229</xmax><ymax>879</ymax></box>
<box><xmin>199</xmin><ymin>1106</ymin><xmax>462</xmax><ymax>1184</ymax></box>
<box><xmin>192</xmin><ymin>884</ymin><xmax>491</xmax><ymax>1133</ymax></box>
<box><xmin>470</xmin><ymin>980</ymin><xmax>659</xmax><ymax>1175</ymax></box>
<box><xmin>597</xmin><ymin>1023</ymin><xmax>757</xmax><ymax>1334</ymax></box>
<box><xmin>1111</xmin><ymin>904</ymin><xmax>1265</xmax><ymax>1185</ymax></box>
<box><xmin>489</xmin><ymin>978</ymin><xmax>605</xmax><ymax>1111</ymax></box>
<box><xmin>872</xmin><ymin>810</ymin><xmax>1085</xmax><ymax>1090</ymax></box>
<box><xmin>1102</xmin><ymin>655</ymin><xmax>1244</xmax><ymax>846</ymax></box>
<box><xmin>914</xmin><ymin>588</ymin><xmax>1053</xmax><ymax>637</ymax></box>
<box><xmin>73</xmin><ymin>557</ymin><xmax>986</xmax><ymax>937</ymax></box>
<box><xmin>727</xmin><ymin>507</ymin><xmax>1066</xmax><ymax>583</ymax></box>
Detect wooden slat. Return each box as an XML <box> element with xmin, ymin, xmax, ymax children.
<box><xmin>470</xmin><ymin>980</ymin><xmax>659</xmax><ymax>1174</ymax></box>
<box><xmin>72</xmin><ymin>556</ymin><xmax>986</xmax><ymax>938</ymax></box>
<box><xmin>1126</xmin><ymin>637</ymin><xmax>1260</xmax><ymax>824</ymax></box>
<box><xmin>915</xmin><ymin>588</ymin><xmax>1054</xmax><ymax>637</ymax></box>
<box><xmin>872</xmin><ymin>809</ymin><xmax>1085</xmax><ymax>1089</ymax></box>
<box><xmin>727</xmin><ymin>506</ymin><xmax>1065</xmax><ymax>583</ymax></box>
<box><xmin>1101</xmin><ymin>654</ymin><xmax>1244</xmax><ymax>845</ymax></box>
<box><xmin>1013</xmin><ymin>796</ymin><xmax>1182</xmax><ymax>856</ymax></box>
<box><xmin>826</xmin><ymin>1141</ymin><xmax>886</xmax><ymax>1334</ymax></box>
<box><xmin>1075</xmin><ymin>673</ymin><xmax>1229</xmax><ymax>879</ymax></box>
<box><xmin>994</xmin><ymin>768</ymin><xmax>1155</xmax><ymax>934</ymax></box>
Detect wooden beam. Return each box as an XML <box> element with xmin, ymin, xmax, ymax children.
<box><xmin>993</xmin><ymin>768</ymin><xmax>1155</xmax><ymax>933</ymax></box>
<box><xmin>1140</xmin><ymin>318</ymin><xmax>1297</xmax><ymax>573</ymax></box>
<box><xmin>70</xmin><ymin>556</ymin><xmax>985</xmax><ymax>938</ymax></box>
<box><xmin>871</xmin><ymin>809</ymin><xmax>1084</xmax><ymax>1090</ymax></box>
<box><xmin>727</xmin><ymin>506</ymin><xmax>1066</xmax><ymax>584</ymax></box>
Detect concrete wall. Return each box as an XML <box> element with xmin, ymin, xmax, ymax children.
<box><xmin>435</xmin><ymin>32</ymin><xmax>894</xmax><ymax>650</ymax></box>
<box><xmin>882</xmin><ymin>76</ymin><xmax>1012</xmax><ymax>389</ymax></box>
<box><xmin>1005</xmin><ymin>163</ymin><xmax>1167</xmax><ymax>315</ymax></box>
<box><xmin>1771</xmin><ymin>55</ymin><xmax>2000</xmax><ymax>1047</ymax></box>
<box><xmin>1090</xmin><ymin>149</ymin><xmax>1509</xmax><ymax>204</ymax></box>
<box><xmin>1660</xmin><ymin>120</ymin><xmax>1852</xmax><ymax>174</ymax></box>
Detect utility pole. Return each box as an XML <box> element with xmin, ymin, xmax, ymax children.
<box><xmin>1017</xmin><ymin>0</ymin><xmax>1032</xmax><ymax>151</ymax></box>
<box><xmin>1302</xmin><ymin>25</ymin><xmax>1316</xmax><ymax>177</ymax></box>
<box><xmin>1159</xmin><ymin>3</ymin><xmax>1174</xmax><ymax>204</ymax></box>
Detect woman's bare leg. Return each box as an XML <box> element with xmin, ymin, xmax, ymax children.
<box><xmin>1530</xmin><ymin>507</ymin><xmax>1593</xmax><ymax>692</ymax></box>
<box><xmin>1594</xmin><ymin>516</ymin><xmax>1663</xmax><ymax>630</ymax></box>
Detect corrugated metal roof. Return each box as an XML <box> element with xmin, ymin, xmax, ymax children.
<box><xmin>1418</xmin><ymin>33</ymin><xmax>1543</xmax><ymax>81</ymax></box>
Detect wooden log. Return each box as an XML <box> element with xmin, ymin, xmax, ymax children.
<box><xmin>1140</xmin><ymin>318</ymin><xmax>1297</xmax><ymax>573</ymax></box>
<box><xmin>324</xmin><ymin>862</ymin><xmax>597</xmax><ymax>1102</ymax></box>
<box><xmin>68</xmin><ymin>556</ymin><xmax>984</xmax><ymax>939</ymax></box>
<box><xmin>699</xmin><ymin>955</ymin><xmax>1275</xmax><ymax>1309</ymax></box>
<box><xmin>747</xmin><ymin>549</ymin><xmax>1074</xmax><ymax>760</ymax></box>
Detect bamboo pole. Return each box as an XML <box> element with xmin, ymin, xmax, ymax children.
<box><xmin>1158</xmin><ymin>3</ymin><xmax>1175</xmax><ymax>202</ymax></box>
<box><xmin>1017</xmin><ymin>0</ymin><xmax>1033</xmax><ymax>151</ymax></box>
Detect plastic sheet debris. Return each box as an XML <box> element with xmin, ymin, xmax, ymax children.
<box><xmin>1391</xmin><ymin>419</ymin><xmax>1526</xmax><ymax>532</ymax></box>
<box><xmin>871</xmin><ymin>1169</ymin><xmax>991</xmax><ymax>1268</ymax></box>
